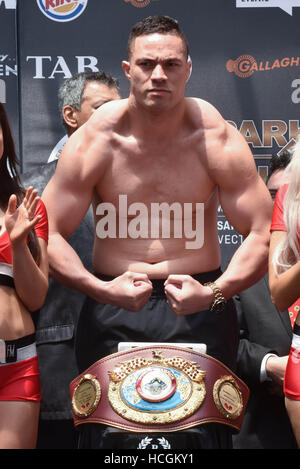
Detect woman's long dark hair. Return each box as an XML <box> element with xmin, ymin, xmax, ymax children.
<box><xmin>0</xmin><ymin>103</ymin><xmax>40</xmax><ymax>264</ymax></box>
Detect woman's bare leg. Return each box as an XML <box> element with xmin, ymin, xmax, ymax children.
<box><xmin>0</xmin><ymin>401</ymin><xmax>40</xmax><ymax>449</ymax></box>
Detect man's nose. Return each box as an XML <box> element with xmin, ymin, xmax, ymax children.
<box><xmin>151</xmin><ymin>64</ymin><xmax>167</xmax><ymax>80</ymax></box>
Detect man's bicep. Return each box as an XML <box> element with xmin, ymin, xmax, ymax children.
<box><xmin>42</xmin><ymin>167</ymin><xmax>93</xmax><ymax>239</ymax></box>
<box><xmin>212</xmin><ymin>124</ymin><xmax>268</xmax><ymax>232</ymax></box>
<box><xmin>219</xmin><ymin>168</ymin><xmax>272</xmax><ymax>237</ymax></box>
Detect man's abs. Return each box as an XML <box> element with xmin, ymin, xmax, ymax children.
<box><xmin>92</xmin><ymin>234</ymin><xmax>221</xmax><ymax>278</ymax></box>
<box><xmin>92</xmin><ymin>165</ymin><xmax>221</xmax><ymax>278</ymax></box>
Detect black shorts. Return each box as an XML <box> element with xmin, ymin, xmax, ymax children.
<box><xmin>75</xmin><ymin>269</ymin><xmax>239</xmax><ymax>373</ymax></box>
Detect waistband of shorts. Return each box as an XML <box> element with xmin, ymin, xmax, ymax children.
<box><xmin>0</xmin><ymin>333</ymin><xmax>36</xmax><ymax>365</ymax></box>
<box><xmin>0</xmin><ymin>274</ymin><xmax>15</xmax><ymax>288</ymax></box>
<box><xmin>0</xmin><ymin>263</ymin><xmax>15</xmax><ymax>288</ymax></box>
<box><xmin>2</xmin><ymin>333</ymin><xmax>36</xmax><ymax>348</ymax></box>
<box><xmin>94</xmin><ymin>268</ymin><xmax>222</xmax><ymax>298</ymax></box>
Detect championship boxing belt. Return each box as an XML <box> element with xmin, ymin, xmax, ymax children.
<box><xmin>70</xmin><ymin>345</ymin><xmax>249</xmax><ymax>433</ymax></box>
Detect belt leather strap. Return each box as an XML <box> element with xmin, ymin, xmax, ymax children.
<box><xmin>70</xmin><ymin>345</ymin><xmax>249</xmax><ymax>433</ymax></box>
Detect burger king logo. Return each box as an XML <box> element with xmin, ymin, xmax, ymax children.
<box><xmin>124</xmin><ymin>0</ymin><xmax>152</xmax><ymax>7</ymax></box>
<box><xmin>36</xmin><ymin>0</ymin><xmax>88</xmax><ymax>22</ymax></box>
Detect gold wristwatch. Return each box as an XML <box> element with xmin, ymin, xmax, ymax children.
<box><xmin>204</xmin><ymin>282</ymin><xmax>226</xmax><ymax>313</ymax></box>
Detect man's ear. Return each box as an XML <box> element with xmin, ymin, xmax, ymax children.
<box><xmin>122</xmin><ymin>60</ymin><xmax>131</xmax><ymax>80</ymax></box>
<box><xmin>62</xmin><ymin>105</ymin><xmax>78</xmax><ymax>130</ymax></box>
<box><xmin>186</xmin><ymin>56</ymin><xmax>192</xmax><ymax>82</ymax></box>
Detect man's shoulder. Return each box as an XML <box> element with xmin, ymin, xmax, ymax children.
<box><xmin>187</xmin><ymin>98</ymin><xmax>250</xmax><ymax>167</ymax></box>
<box><xmin>186</xmin><ymin>97</ymin><xmax>222</xmax><ymax>116</ymax></box>
<box><xmin>186</xmin><ymin>97</ymin><xmax>227</xmax><ymax>134</ymax></box>
<box><xmin>88</xmin><ymin>98</ymin><xmax>128</xmax><ymax>133</ymax></box>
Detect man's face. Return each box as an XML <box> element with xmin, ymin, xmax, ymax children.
<box><xmin>76</xmin><ymin>81</ymin><xmax>120</xmax><ymax>127</ymax></box>
<box><xmin>123</xmin><ymin>33</ymin><xmax>191</xmax><ymax>112</ymax></box>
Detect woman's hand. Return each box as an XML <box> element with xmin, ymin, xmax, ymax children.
<box><xmin>5</xmin><ymin>187</ymin><xmax>41</xmax><ymax>246</ymax></box>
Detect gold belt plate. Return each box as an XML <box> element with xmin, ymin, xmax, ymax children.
<box><xmin>108</xmin><ymin>350</ymin><xmax>206</xmax><ymax>425</ymax></box>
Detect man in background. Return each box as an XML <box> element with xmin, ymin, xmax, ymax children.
<box><xmin>21</xmin><ymin>71</ymin><xmax>120</xmax><ymax>449</ymax></box>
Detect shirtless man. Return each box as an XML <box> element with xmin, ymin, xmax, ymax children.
<box><xmin>42</xmin><ymin>16</ymin><xmax>272</xmax><ymax>448</ymax></box>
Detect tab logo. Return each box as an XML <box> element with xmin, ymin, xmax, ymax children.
<box><xmin>236</xmin><ymin>0</ymin><xmax>300</xmax><ymax>16</ymax></box>
<box><xmin>36</xmin><ymin>0</ymin><xmax>88</xmax><ymax>22</ymax></box>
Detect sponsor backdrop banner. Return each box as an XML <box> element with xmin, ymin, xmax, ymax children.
<box><xmin>0</xmin><ymin>0</ymin><xmax>18</xmax><ymax>149</ymax></box>
<box><xmin>12</xmin><ymin>0</ymin><xmax>300</xmax><ymax>266</ymax></box>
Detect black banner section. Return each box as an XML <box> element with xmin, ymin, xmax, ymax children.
<box><xmin>0</xmin><ymin>0</ymin><xmax>18</xmax><ymax>149</ymax></box>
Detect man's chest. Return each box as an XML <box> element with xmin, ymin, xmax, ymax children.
<box><xmin>96</xmin><ymin>142</ymin><xmax>214</xmax><ymax>206</ymax></box>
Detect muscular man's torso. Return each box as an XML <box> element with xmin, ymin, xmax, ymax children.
<box><xmin>71</xmin><ymin>98</ymin><xmax>242</xmax><ymax>372</ymax></box>
<box><xmin>90</xmin><ymin>98</ymin><xmax>225</xmax><ymax>278</ymax></box>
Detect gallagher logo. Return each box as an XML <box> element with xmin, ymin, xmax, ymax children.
<box><xmin>226</xmin><ymin>54</ymin><xmax>300</xmax><ymax>78</ymax></box>
<box><xmin>36</xmin><ymin>0</ymin><xmax>88</xmax><ymax>22</ymax></box>
<box><xmin>124</xmin><ymin>0</ymin><xmax>154</xmax><ymax>7</ymax></box>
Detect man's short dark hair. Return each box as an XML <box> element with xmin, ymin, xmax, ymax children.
<box><xmin>58</xmin><ymin>71</ymin><xmax>119</xmax><ymax>131</ymax></box>
<box><xmin>127</xmin><ymin>15</ymin><xmax>189</xmax><ymax>60</ymax></box>
<box><xmin>267</xmin><ymin>150</ymin><xmax>291</xmax><ymax>182</ymax></box>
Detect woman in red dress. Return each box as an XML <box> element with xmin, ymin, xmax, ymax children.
<box><xmin>269</xmin><ymin>137</ymin><xmax>300</xmax><ymax>447</ymax></box>
<box><xmin>0</xmin><ymin>103</ymin><xmax>48</xmax><ymax>448</ymax></box>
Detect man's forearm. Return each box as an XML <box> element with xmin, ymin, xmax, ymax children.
<box><xmin>216</xmin><ymin>231</ymin><xmax>269</xmax><ymax>299</ymax></box>
<box><xmin>48</xmin><ymin>233</ymin><xmax>154</xmax><ymax>311</ymax></box>
<box><xmin>48</xmin><ymin>232</ymin><xmax>104</xmax><ymax>301</ymax></box>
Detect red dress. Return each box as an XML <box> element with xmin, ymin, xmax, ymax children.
<box><xmin>0</xmin><ymin>199</ymin><xmax>48</xmax><ymax>280</ymax></box>
<box><xmin>271</xmin><ymin>184</ymin><xmax>300</xmax><ymax>400</ymax></box>
<box><xmin>270</xmin><ymin>184</ymin><xmax>288</xmax><ymax>232</ymax></box>
<box><xmin>0</xmin><ymin>199</ymin><xmax>48</xmax><ymax>402</ymax></box>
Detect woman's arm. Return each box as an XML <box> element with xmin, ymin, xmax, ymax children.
<box><xmin>11</xmin><ymin>238</ymin><xmax>48</xmax><ymax>311</ymax></box>
<box><xmin>269</xmin><ymin>230</ymin><xmax>300</xmax><ymax>311</ymax></box>
<box><xmin>5</xmin><ymin>188</ymin><xmax>48</xmax><ymax>311</ymax></box>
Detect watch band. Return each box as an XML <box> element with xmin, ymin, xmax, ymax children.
<box><xmin>204</xmin><ymin>281</ymin><xmax>226</xmax><ymax>313</ymax></box>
